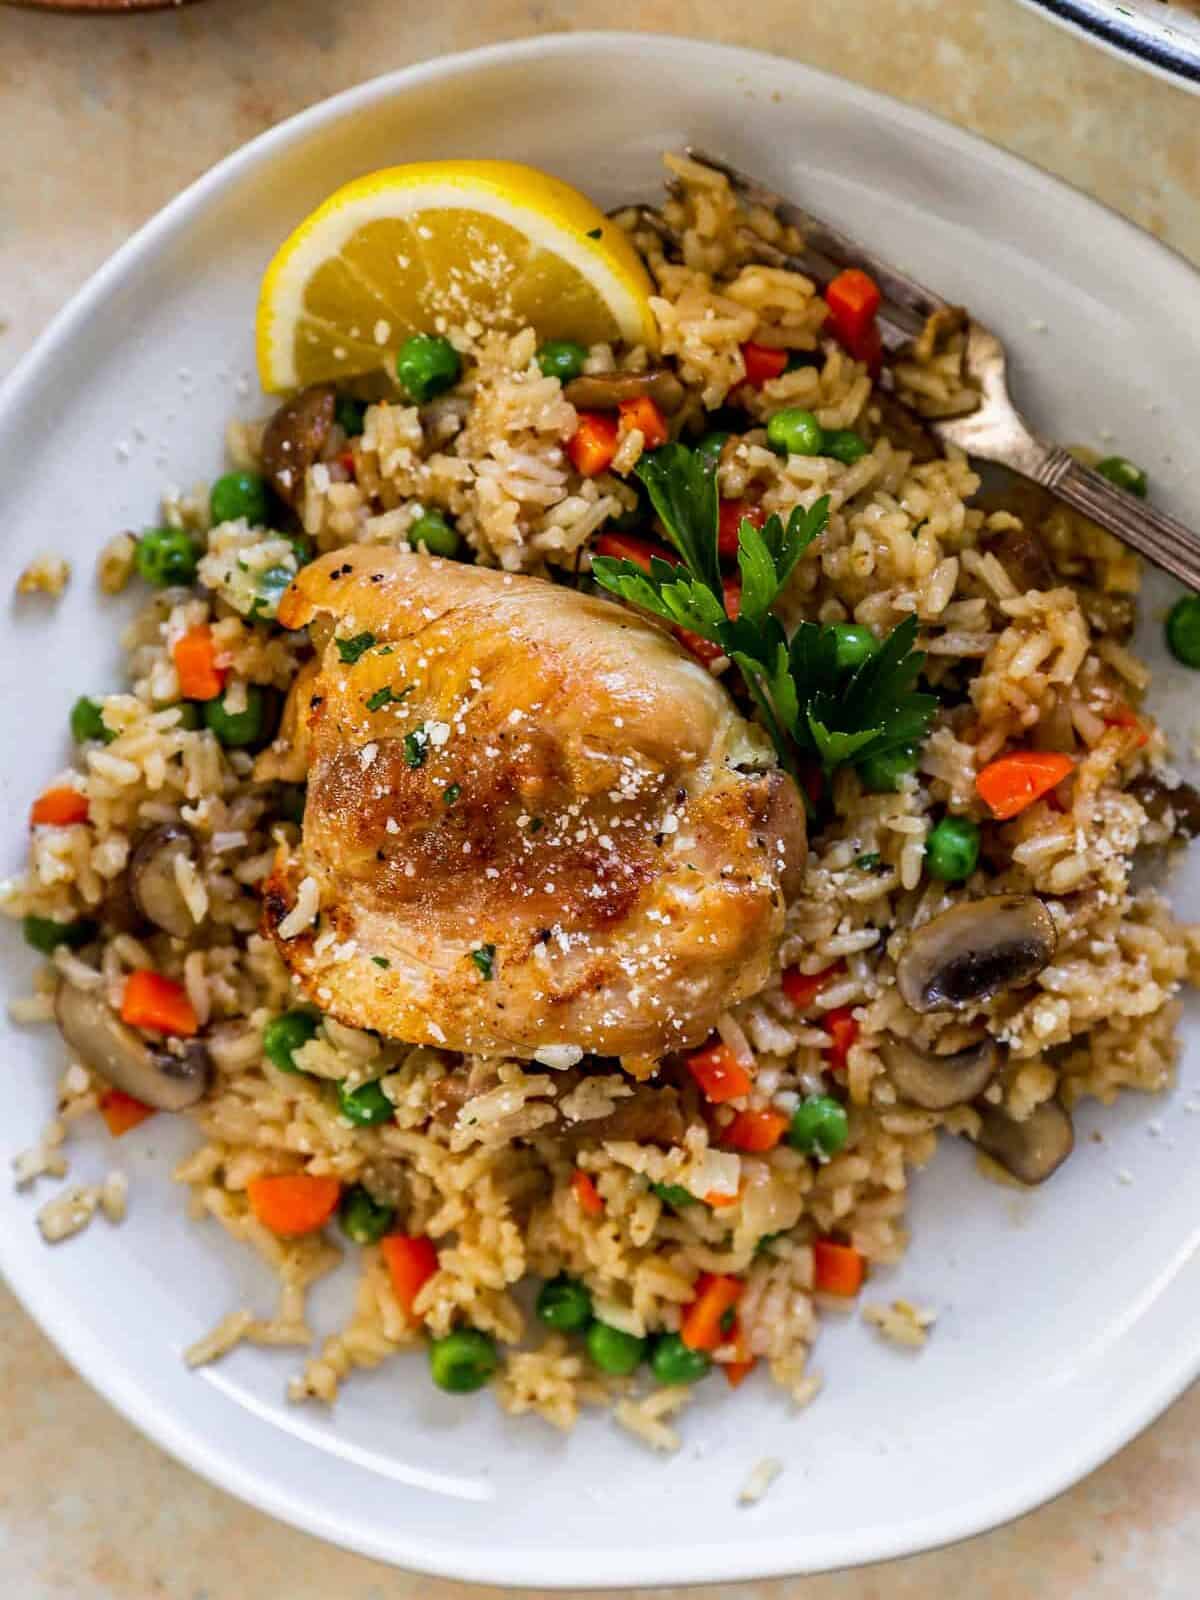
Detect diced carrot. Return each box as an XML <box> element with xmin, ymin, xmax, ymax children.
<box><xmin>593</xmin><ymin>531</ymin><xmax>678</xmax><ymax>574</ymax></box>
<box><xmin>717</xmin><ymin>498</ymin><xmax>765</xmax><ymax>559</ymax></box>
<box><xmin>572</xmin><ymin>1168</ymin><xmax>605</xmax><ymax>1217</ymax></box>
<box><xmin>677</xmin><ymin>577</ymin><xmax>741</xmax><ymax>666</ymax></box>
<box><xmin>173</xmin><ymin>624</ymin><xmax>226</xmax><ymax>702</ymax></box>
<box><xmin>722</xmin><ymin>1107</ymin><xmax>790</xmax><ymax>1153</ymax></box>
<box><xmin>686</xmin><ymin>1039</ymin><xmax>753</xmax><ymax>1104</ymax></box>
<box><xmin>99</xmin><ymin>1088</ymin><xmax>156</xmax><ymax>1137</ymax></box>
<box><xmin>976</xmin><ymin>750</ymin><xmax>1076</xmax><ymax>821</ymax></box>
<box><xmin>567</xmin><ymin>411</ymin><xmax>620</xmax><ymax>477</ymax></box>
<box><xmin>781</xmin><ymin>961</ymin><xmax>844</xmax><ymax>1010</ymax></box>
<box><xmin>740</xmin><ymin>342</ymin><xmax>788</xmax><ymax>387</ymax></box>
<box><xmin>30</xmin><ymin>786</ymin><xmax>89</xmax><ymax>828</ymax></box>
<box><xmin>1103</xmin><ymin>704</ymin><xmax>1149</xmax><ymax>749</ymax></box>
<box><xmin>119</xmin><ymin>970</ymin><xmax>199</xmax><ymax>1037</ymax></box>
<box><xmin>681</xmin><ymin>1272</ymin><xmax>745</xmax><ymax>1352</ymax></box>
<box><xmin>247</xmin><ymin>1173</ymin><xmax>341</xmax><ymax>1237</ymax></box>
<box><xmin>617</xmin><ymin>394</ymin><xmax>669</xmax><ymax>451</ymax></box>
<box><xmin>823</xmin><ymin>1006</ymin><xmax>859</xmax><ymax>1073</ymax></box>
<box><xmin>380</xmin><ymin>1233</ymin><xmax>439</xmax><ymax>1317</ymax></box>
<box><xmin>721</xmin><ymin>1318</ymin><xmax>757</xmax><ymax>1387</ymax></box>
<box><xmin>813</xmin><ymin>1238</ymin><xmax>865</xmax><ymax>1297</ymax></box>
<box><xmin>704</xmin><ymin>1188</ymin><xmax>741</xmax><ymax>1208</ymax></box>
<box><xmin>337</xmin><ymin>448</ymin><xmax>356</xmax><ymax>477</ymax></box>
<box><xmin>825</xmin><ymin>269</ymin><xmax>881</xmax><ymax>339</ymax></box>
<box><xmin>825</xmin><ymin>270</ymin><xmax>884</xmax><ymax>376</ymax></box>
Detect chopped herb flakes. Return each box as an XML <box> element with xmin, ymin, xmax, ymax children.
<box><xmin>586</xmin><ymin>226</ymin><xmax>602</xmax><ymax>239</ymax></box>
<box><xmin>443</xmin><ymin>783</ymin><xmax>462</xmax><ymax>806</ymax></box>
<box><xmin>370</xmin><ymin>955</ymin><xmax>390</xmax><ymax>969</ymax></box>
<box><xmin>404</xmin><ymin>728</ymin><xmax>428</xmax><ymax>768</ymax></box>
<box><xmin>854</xmin><ymin>851</ymin><xmax>882</xmax><ymax>871</ymax></box>
<box><xmin>528</xmin><ymin>816</ymin><xmax>544</xmax><ymax>833</ymax></box>
<box><xmin>336</xmin><ymin>631</ymin><xmax>376</xmax><ymax>663</ymax></box>
<box><xmin>471</xmin><ymin>944</ymin><xmax>496</xmax><ymax>980</ymax></box>
<box><xmin>365</xmin><ymin>684</ymin><xmax>412</xmax><ymax>712</ymax></box>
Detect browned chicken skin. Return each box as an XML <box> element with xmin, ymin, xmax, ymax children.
<box><xmin>261</xmin><ymin>548</ymin><xmax>805</xmax><ymax>1067</ymax></box>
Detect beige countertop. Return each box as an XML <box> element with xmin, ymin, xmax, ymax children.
<box><xmin>1</xmin><ymin>2</ymin><xmax>1198</xmax><ymax>1595</ymax></box>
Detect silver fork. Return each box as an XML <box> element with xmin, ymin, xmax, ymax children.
<box><xmin>675</xmin><ymin>148</ymin><xmax>1200</xmax><ymax>591</ymax></box>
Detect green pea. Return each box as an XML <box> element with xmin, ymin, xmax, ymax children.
<box><xmin>694</xmin><ymin>431</ymin><xmax>731</xmax><ymax>472</ymax></box>
<box><xmin>70</xmin><ymin>696</ymin><xmax>115</xmax><ymax>746</ymax></box>
<box><xmin>788</xmin><ymin>1094</ymin><xmax>849</xmax><ymax>1158</ymax></box>
<box><xmin>262</xmin><ymin>1011</ymin><xmax>318</xmax><ymax>1074</ymax></box>
<box><xmin>335</xmin><ymin>395</ymin><xmax>367</xmax><ymax>437</ymax></box>
<box><xmin>209</xmin><ymin>471</ymin><xmax>271</xmax><ymax>528</ymax></box>
<box><xmin>925</xmin><ymin>815</ymin><xmax>981</xmax><ymax>883</ymax></box>
<box><xmin>204</xmin><ymin>685</ymin><xmax>268</xmax><ymax>748</ymax></box>
<box><xmin>277</xmin><ymin>783</ymin><xmax>307</xmax><ymax>825</ymax></box>
<box><xmin>22</xmin><ymin>914</ymin><xmax>97</xmax><ymax>955</ymax></box>
<box><xmin>135</xmin><ymin>526</ymin><xmax>199</xmax><ymax>588</ymax></box>
<box><xmin>586</xmin><ymin>1320</ymin><xmax>647</xmax><ymax>1376</ymax></box>
<box><xmin>857</xmin><ymin>743</ymin><xmax>919</xmax><ymax>793</ymax></box>
<box><xmin>1166</xmin><ymin>596</ymin><xmax>1200</xmax><ymax>669</ymax></box>
<box><xmin>429</xmin><ymin>1328</ymin><xmax>498</xmax><ymax>1394</ymax></box>
<box><xmin>170</xmin><ymin>701</ymin><xmax>203</xmax><ymax>731</ymax></box>
<box><xmin>535</xmin><ymin>1274</ymin><xmax>593</xmax><ymax>1332</ymax></box>
<box><xmin>649</xmin><ymin>1182</ymin><xmax>695</xmax><ymax>1208</ymax></box>
<box><xmin>409</xmin><ymin>510</ymin><xmax>461</xmax><ymax>558</ymax></box>
<box><xmin>649</xmin><ymin>1332</ymin><xmax>711</xmax><ymax>1386</ymax></box>
<box><xmin>536</xmin><ymin>340</ymin><xmax>588</xmax><ymax>383</ymax></box>
<box><xmin>766</xmin><ymin>408</ymin><xmax>824</xmax><ymax>458</ymax></box>
<box><xmin>285</xmin><ymin>532</ymin><xmax>314</xmax><ymax>567</ymax></box>
<box><xmin>338</xmin><ymin>1184</ymin><xmax>396</xmax><ymax>1246</ymax></box>
<box><xmin>1096</xmin><ymin>455</ymin><xmax>1147</xmax><ymax>499</ymax></box>
<box><xmin>396</xmin><ymin>334</ymin><xmax>461</xmax><ymax>404</ymax></box>
<box><xmin>831</xmin><ymin>623</ymin><xmax>878</xmax><ymax>674</ymax></box>
<box><xmin>825</xmin><ymin>429</ymin><xmax>870</xmax><ymax>465</ymax></box>
<box><xmin>337</xmin><ymin>1077</ymin><xmax>394</xmax><ymax>1127</ymax></box>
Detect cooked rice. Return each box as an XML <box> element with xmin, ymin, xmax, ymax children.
<box><xmin>16</xmin><ymin>553</ymin><xmax>70</xmax><ymax>597</ymax></box>
<box><xmin>5</xmin><ymin>155</ymin><xmax>1198</xmax><ymax>1452</ymax></box>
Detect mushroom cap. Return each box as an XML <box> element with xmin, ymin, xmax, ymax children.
<box><xmin>881</xmin><ymin>1034</ymin><xmax>1000</xmax><ymax>1110</ymax></box>
<box><xmin>54</xmin><ymin>981</ymin><xmax>210</xmax><ymax>1112</ymax></box>
<box><xmin>129</xmin><ymin>824</ymin><xmax>200</xmax><ymax>939</ymax></box>
<box><xmin>895</xmin><ymin>895</ymin><xmax>1056</xmax><ymax>1014</ymax></box>
<box><xmin>973</xmin><ymin>1098</ymin><xmax>1075</xmax><ymax>1186</ymax></box>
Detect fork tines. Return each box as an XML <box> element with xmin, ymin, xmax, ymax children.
<box><xmin>682</xmin><ymin>146</ymin><xmax>948</xmax><ymax>347</ymax></box>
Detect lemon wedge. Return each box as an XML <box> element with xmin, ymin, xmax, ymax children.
<box><xmin>255</xmin><ymin>160</ymin><xmax>658</xmax><ymax>393</ymax></box>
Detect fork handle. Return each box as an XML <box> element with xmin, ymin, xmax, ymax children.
<box><xmin>1032</xmin><ymin>447</ymin><xmax>1200</xmax><ymax>591</ymax></box>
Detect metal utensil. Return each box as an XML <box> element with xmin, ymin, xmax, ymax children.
<box><xmin>675</xmin><ymin>147</ymin><xmax>1200</xmax><ymax>591</ymax></box>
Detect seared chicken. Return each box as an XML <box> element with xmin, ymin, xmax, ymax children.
<box><xmin>261</xmin><ymin>548</ymin><xmax>805</xmax><ymax>1066</ymax></box>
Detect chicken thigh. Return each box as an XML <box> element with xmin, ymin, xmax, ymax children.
<box><xmin>261</xmin><ymin>547</ymin><xmax>805</xmax><ymax>1067</ymax></box>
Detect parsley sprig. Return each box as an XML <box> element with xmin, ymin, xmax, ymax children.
<box><xmin>589</xmin><ymin>442</ymin><xmax>936</xmax><ymax>784</ymax></box>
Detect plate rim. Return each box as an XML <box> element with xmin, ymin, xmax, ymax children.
<box><xmin>2</xmin><ymin>30</ymin><xmax>1200</xmax><ymax>1585</ymax></box>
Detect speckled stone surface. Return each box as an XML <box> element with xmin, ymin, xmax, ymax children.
<box><xmin>1</xmin><ymin>3</ymin><xmax>1198</xmax><ymax>1594</ymax></box>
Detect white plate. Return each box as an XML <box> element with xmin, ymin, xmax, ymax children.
<box><xmin>1016</xmin><ymin>0</ymin><xmax>1200</xmax><ymax>92</ymax></box>
<box><xmin>2</xmin><ymin>33</ymin><xmax>1199</xmax><ymax>1588</ymax></box>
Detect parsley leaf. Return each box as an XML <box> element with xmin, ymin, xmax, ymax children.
<box><xmin>635</xmin><ymin>444</ymin><xmax>721</xmax><ymax>592</ymax></box>
<box><xmin>403</xmin><ymin>728</ymin><xmax>428</xmax><ymax>768</ymax></box>
<box><xmin>471</xmin><ymin>944</ymin><xmax>496</xmax><ymax>980</ymax></box>
<box><xmin>336</xmin><ymin>631</ymin><xmax>376</xmax><ymax>663</ymax></box>
<box><xmin>589</xmin><ymin>440</ymin><xmax>937</xmax><ymax>787</ymax></box>
<box><xmin>443</xmin><ymin>783</ymin><xmax>461</xmax><ymax>806</ymax></box>
<box><xmin>364</xmin><ymin>684</ymin><xmax>413</xmax><ymax>712</ymax></box>
<box><xmin>371</xmin><ymin>955</ymin><xmax>390</xmax><ymax>968</ymax></box>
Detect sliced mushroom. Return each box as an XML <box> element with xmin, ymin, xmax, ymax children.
<box><xmin>973</xmin><ymin>1098</ymin><xmax>1074</xmax><ymax>1185</ymax></box>
<box><xmin>260</xmin><ymin>384</ymin><xmax>336</xmax><ymax>507</ymax></box>
<box><xmin>54</xmin><ymin>981</ymin><xmax>210</xmax><ymax>1111</ymax></box>
<box><xmin>561</xmin><ymin>1084</ymin><xmax>686</xmax><ymax>1149</ymax></box>
<box><xmin>980</xmin><ymin>526</ymin><xmax>1054</xmax><ymax>593</ymax></box>
<box><xmin>1130</xmin><ymin>773</ymin><xmax>1200</xmax><ymax>840</ymax></box>
<box><xmin>129</xmin><ymin>824</ymin><xmax>200</xmax><ymax>938</ymax></box>
<box><xmin>896</xmin><ymin>895</ymin><xmax>1056</xmax><ymax>1014</ymax></box>
<box><xmin>881</xmin><ymin>1035</ymin><xmax>1000</xmax><ymax>1110</ymax></box>
<box><xmin>563</xmin><ymin>369</ymin><xmax>686</xmax><ymax>415</ymax></box>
